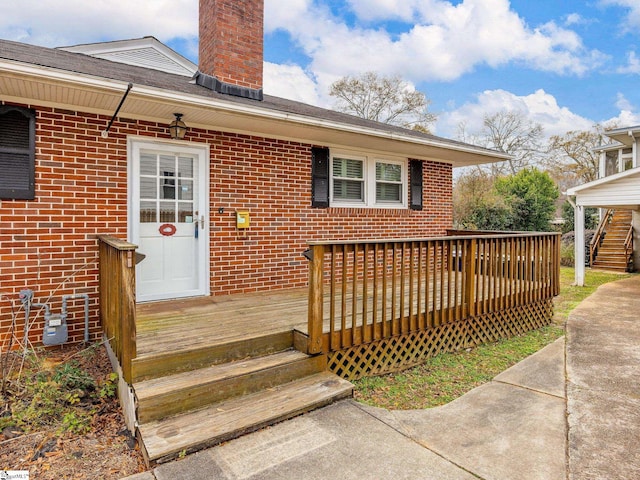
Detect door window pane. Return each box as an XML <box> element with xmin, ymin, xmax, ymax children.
<box><xmin>178</xmin><ymin>202</ymin><xmax>193</xmax><ymax>223</ymax></box>
<box><xmin>161</xmin><ymin>178</ymin><xmax>176</xmax><ymax>199</ymax></box>
<box><xmin>159</xmin><ymin>201</ymin><xmax>175</xmax><ymax>222</ymax></box>
<box><xmin>178</xmin><ymin>157</ymin><xmax>194</xmax><ymax>178</ymax></box>
<box><xmin>178</xmin><ymin>179</ymin><xmax>193</xmax><ymax>200</ymax></box>
<box><xmin>140</xmin><ymin>154</ymin><xmax>157</xmax><ymax>175</ymax></box>
<box><xmin>140</xmin><ymin>177</ymin><xmax>157</xmax><ymax>199</ymax></box>
<box><xmin>140</xmin><ymin>201</ymin><xmax>157</xmax><ymax>223</ymax></box>
<box><xmin>159</xmin><ymin>155</ymin><xmax>176</xmax><ymax>176</ymax></box>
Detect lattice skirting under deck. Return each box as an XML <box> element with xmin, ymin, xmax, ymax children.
<box><xmin>327</xmin><ymin>299</ymin><xmax>553</xmax><ymax>380</ymax></box>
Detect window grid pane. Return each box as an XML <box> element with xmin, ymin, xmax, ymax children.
<box><xmin>376</xmin><ymin>162</ymin><xmax>401</xmax><ymax>182</ymax></box>
<box><xmin>376</xmin><ymin>183</ymin><xmax>401</xmax><ymax>202</ymax></box>
<box><xmin>333</xmin><ymin>158</ymin><xmax>363</xmax><ymax>179</ymax></box>
<box><xmin>334</xmin><ymin>179</ymin><xmax>364</xmax><ymax>200</ymax></box>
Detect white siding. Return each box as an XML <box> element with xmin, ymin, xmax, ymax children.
<box><xmin>575</xmin><ymin>171</ymin><xmax>640</xmax><ymax>208</ymax></box>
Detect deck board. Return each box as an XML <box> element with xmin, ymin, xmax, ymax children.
<box><xmin>135</xmin><ymin>289</ymin><xmax>310</xmax><ymax>359</ymax></box>
<box><xmin>136</xmin><ymin>274</ymin><xmax>537</xmax><ymax>359</ymax></box>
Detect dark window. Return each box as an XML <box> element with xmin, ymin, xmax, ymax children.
<box><xmin>0</xmin><ymin>106</ymin><xmax>36</xmax><ymax>200</ymax></box>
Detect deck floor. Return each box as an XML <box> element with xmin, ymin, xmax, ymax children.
<box><xmin>135</xmin><ymin>288</ymin><xmax>310</xmax><ymax>359</ymax></box>
<box><xmin>136</xmin><ymin>273</ymin><xmax>538</xmax><ymax>360</ymax></box>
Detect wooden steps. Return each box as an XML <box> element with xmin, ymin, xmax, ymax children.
<box><xmin>131</xmin><ymin>330</ymin><xmax>296</xmax><ymax>382</ymax></box>
<box><xmin>592</xmin><ymin>210</ymin><xmax>634</xmax><ymax>272</ymax></box>
<box><xmin>132</xmin><ymin>327</ymin><xmax>353</xmax><ymax>465</ymax></box>
<box><xmin>138</xmin><ymin>371</ymin><xmax>353</xmax><ymax>464</ymax></box>
<box><xmin>134</xmin><ymin>350</ymin><xmax>326</xmax><ymax>423</ymax></box>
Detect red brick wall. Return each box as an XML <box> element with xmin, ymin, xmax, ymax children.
<box><xmin>0</xmin><ymin>103</ymin><xmax>452</xmax><ymax>347</ymax></box>
<box><xmin>199</xmin><ymin>0</ymin><xmax>264</xmax><ymax>90</ymax></box>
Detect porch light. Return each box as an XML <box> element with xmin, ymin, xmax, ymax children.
<box><xmin>169</xmin><ymin>113</ymin><xmax>187</xmax><ymax>140</ymax></box>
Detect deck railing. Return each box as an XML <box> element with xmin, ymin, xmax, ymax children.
<box><xmin>306</xmin><ymin>232</ymin><xmax>560</xmax><ymax>354</ymax></box>
<box><xmin>98</xmin><ymin>235</ymin><xmax>137</xmax><ymax>383</ymax></box>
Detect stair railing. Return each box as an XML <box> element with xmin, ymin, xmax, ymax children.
<box><xmin>624</xmin><ymin>224</ymin><xmax>634</xmax><ymax>271</ymax></box>
<box><xmin>590</xmin><ymin>209</ymin><xmax>613</xmax><ymax>266</ymax></box>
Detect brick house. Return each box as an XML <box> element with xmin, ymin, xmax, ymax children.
<box><xmin>0</xmin><ymin>0</ymin><xmax>506</xmax><ymax>348</ymax></box>
<box><xmin>1</xmin><ymin>0</ymin><xmax>564</xmax><ymax>462</ymax></box>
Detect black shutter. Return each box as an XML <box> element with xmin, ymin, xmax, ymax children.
<box><xmin>409</xmin><ymin>159</ymin><xmax>423</xmax><ymax>211</ymax></box>
<box><xmin>311</xmin><ymin>147</ymin><xmax>330</xmax><ymax>208</ymax></box>
<box><xmin>0</xmin><ymin>106</ymin><xmax>36</xmax><ymax>200</ymax></box>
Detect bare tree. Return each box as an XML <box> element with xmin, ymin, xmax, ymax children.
<box><xmin>458</xmin><ymin>110</ymin><xmax>545</xmax><ymax>176</ymax></box>
<box><xmin>546</xmin><ymin>125</ymin><xmax>612</xmax><ymax>186</ymax></box>
<box><xmin>329</xmin><ymin>72</ymin><xmax>437</xmax><ymax>132</ymax></box>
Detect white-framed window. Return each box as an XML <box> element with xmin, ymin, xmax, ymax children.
<box><xmin>330</xmin><ymin>153</ymin><xmax>407</xmax><ymax>208</ymax></box>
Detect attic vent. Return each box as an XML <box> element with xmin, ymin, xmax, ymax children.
<box><xmin>193</xmin><ymin>71</ymin><xmax>264</xmax><ymax>101</ymax></box>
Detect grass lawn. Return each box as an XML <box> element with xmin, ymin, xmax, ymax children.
<box><xmin>353</xmin><ymin>266</ymin><xmax>633</xmax><ymax>410</ymax></box>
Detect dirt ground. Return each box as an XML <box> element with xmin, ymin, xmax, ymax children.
<box><xmin>0</xmin><ymin>343</ymin><xmax>147</xmax><ymax>479</ymax></box>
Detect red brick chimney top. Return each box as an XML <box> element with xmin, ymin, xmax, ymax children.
<box><xmin>198</xmin><ymin>0</ymin><xmax>264</xmax><ymax>98</ymax></box>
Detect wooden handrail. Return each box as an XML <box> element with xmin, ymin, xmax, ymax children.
<box><xmin>624</xmin><ymin>225</ymin><xmax>634</xmax><ymax>270</ymax></box>
<box><xmin>590</xmin><ymin>209</ymin><xmax>613</xmax><ymax>266</ymax></box>
<box><xmin>98</xmin><ymin>235</ymin><xmax>137</xmax><ymax>383</ymax></box>
<box><xmin>307</xmin><ymin>232</ymin><xmax>560</xmax><ymax>354</ymax></box>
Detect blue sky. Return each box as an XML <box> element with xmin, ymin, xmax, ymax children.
<box><xmin>2</xmin><ymin>0</ymin><xmax>640</xmax><ymax>139</ymax></box>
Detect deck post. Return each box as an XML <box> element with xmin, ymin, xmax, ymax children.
<box><xmin>98</xmin><ymin>235</ymin><xmax>137</xmax><ymax>384</ymax></box>
<box><xmin>307</xmin><ymin>244</ymin><xmax>325</xmax><ymax>354</ymax></box>
<box><xmin>464</xmin><ymin>238</ymin><xmax>477</xmax><ymax>317</ymax></box>
<box><xmin>120</xmin><ymin>250</ymin><xmax>137</xmax><ymax>383</ymax></box>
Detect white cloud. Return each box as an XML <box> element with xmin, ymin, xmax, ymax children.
<box><xmin>437</xmin><ymin>89</ymin><xmax>593</xmax><ymax>138</ymax></box>
<box><xmin>345</xmin><ymin>0</ymin><xmax>424</xmax><ymax>22</ymax></box>
<box><xmin>0</xmin><ymin>0</ymin><xmax>197</xmax><ymax>47</ymax></box>
<box><xmin>564</xmin><ymin>13</ymin><xmax>585</xmax><ymax>26</ymax></box>
<box><xmin>617</xmin><ymin>51</ymin><xmax>640</xmax><ymax>74</ymax></box>
<box><xmin>600</xmin><ymin>0</ymin><xmax>640</xmax><ymax>31</ymax></box>
<box><xmin>603</xmin><ymin>93</ymin><xmax>640</xmax><ymax>126</ymax></box>
<box><xmin>616</xmin><ymin>92</ymin><xmax>634</xmax><ymax>111</ymax></box>
<box><xmin>263</xmin><ymin>62</ymin><xmax>321</xmax><ymax>105</ymax></box>
<box><xmin>271</xmin><ymin>0</ymin><xmax>606</xmax><ymax>84</ymax></box>
<box><xmin>264</xmin><ymin>0</ymin><xmax>313</xmax><ymax>33</ymax></box>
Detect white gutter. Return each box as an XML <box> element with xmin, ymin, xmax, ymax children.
<box><xmin>131</xmin><ymin>83</ymin><xmax>509</xmax><ymax>161</ymax></box>
<box><xmin>0</xmin><ymin>58</ymin><xmax>509</xmax><ymax>162</ymax></box>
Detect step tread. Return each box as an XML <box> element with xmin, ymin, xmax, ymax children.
<box><xmin>134</xmin><ymin>350</ymin><xmax>309</xmax><ymax>400</ymax></box>
<box><xmin>138</xmin><ymin>372</ymin><xmax>353</xmax><ymax>463</ymax></box>
<box><xmin>131</xmin><ymin>331</ymin><xmax>294</xmax><ymax>382</ymax></box>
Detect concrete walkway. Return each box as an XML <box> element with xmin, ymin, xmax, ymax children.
<box><xmin>124</xmin><ymin>275</ymin><xmax>640</xmax><ymax>480</ymax></box>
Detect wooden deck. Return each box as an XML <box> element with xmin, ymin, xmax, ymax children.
<box><xmin>98</xmin><ymin>232</ymin><xmax>560</xmax><ymax>465</ymax></box>
<box><xmin>135</xmin><ymin>288</ymin><xmax>310</xmax><ymax>360</ymax></box>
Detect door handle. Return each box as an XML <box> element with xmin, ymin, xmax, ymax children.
<box><xmin>194</xmin><ymin>211</ymin><xmax>205</xmax><ymax>229</ymax></box>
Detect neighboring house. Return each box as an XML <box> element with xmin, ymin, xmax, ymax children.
<box><xmin>1</xmin><ymin>0</ymin><xmax>561</xmax><ymax>464</ymax></box>
<box><xmin>567</xmin><ymin>125</ymin><xmax>640</xmax><ymax>285</ymax></box>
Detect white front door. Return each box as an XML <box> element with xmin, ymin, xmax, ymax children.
<box><xmin>130</xmin><ymin>140</ymin><xmax>209</xmax><ymax>302</ymax></box>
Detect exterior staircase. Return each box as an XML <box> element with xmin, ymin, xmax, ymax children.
<box><xmin>590</xmin><ymin>209</ymin><xmax>634</xmax><ymax>272</ymax></box>
<box><xmin>131</xmin><ymin>330</ymin><xmax>353</xmax><ymax>465</ymax></box>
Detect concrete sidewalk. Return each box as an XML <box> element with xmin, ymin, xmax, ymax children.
<box><xmin>124</xmin><ymin>275</ymin><xmax>640</xmax><ymax>480</ymax></box>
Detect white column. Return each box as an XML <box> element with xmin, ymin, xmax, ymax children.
<box><xmin>575</xmin><ymin>204</ymin><xmax>585</xmax><ymax>286</ymax></box>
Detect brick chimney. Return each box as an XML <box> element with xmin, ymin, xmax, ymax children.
<box><xmin>197</xmin><ymin>0</ymin><xmax>264</xmax><ymax>100</ymax></box>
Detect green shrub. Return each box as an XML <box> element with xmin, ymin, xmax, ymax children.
<box><xmin>561</xmin><ymin>242</ymin><xmax>575</xmax><ymax>267</ymax></box>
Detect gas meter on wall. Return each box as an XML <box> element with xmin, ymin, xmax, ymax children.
<box><xmin>236</xmin><ymin>210</ymin><xmax>250</xmax><ymax>229</ymax></box>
